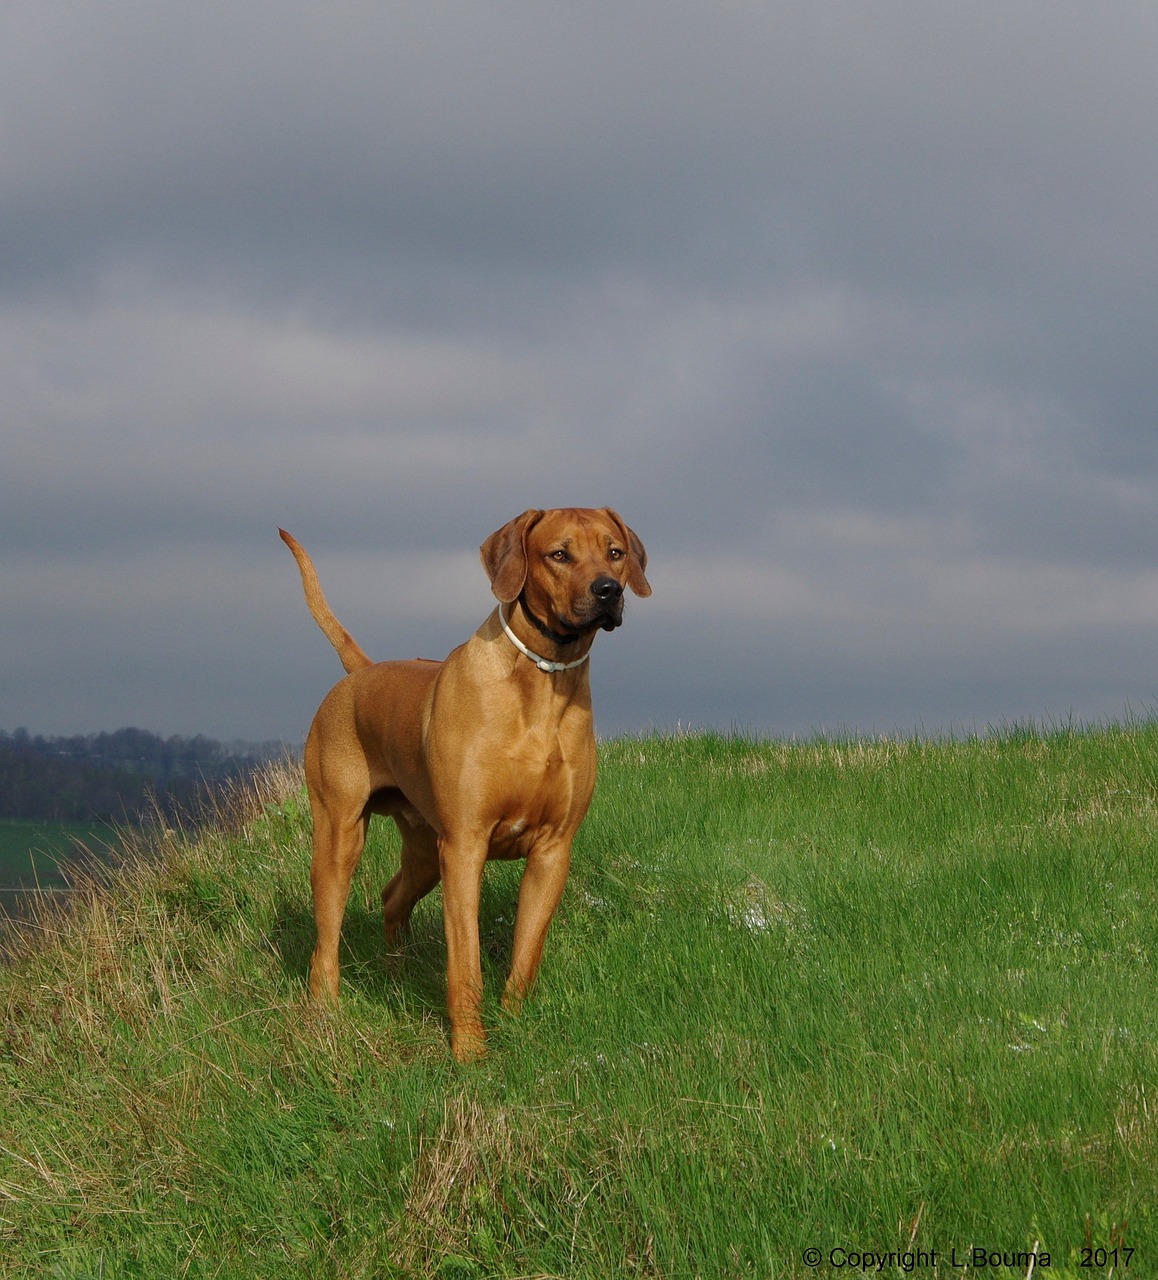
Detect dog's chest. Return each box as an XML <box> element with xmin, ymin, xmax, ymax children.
<box><xmin>486</xmin><ymin>735</ymin><xmax>591</xmax><ymax>856</ymax></box>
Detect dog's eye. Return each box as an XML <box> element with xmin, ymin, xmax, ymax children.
<box><xmin>549</xmin><ymin>549</ymin><xmax>570</xmax><ymax>562</ymax></box>
<box><xmin>608</xmin><ymin>547</ymin><xmax>625</xmax><ymax>560</ymax></box>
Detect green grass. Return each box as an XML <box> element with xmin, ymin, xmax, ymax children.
<box><xmin>1</xmin><ymin>727</ymin><xmax>1155</xmax><ymax>1277</ymax></box>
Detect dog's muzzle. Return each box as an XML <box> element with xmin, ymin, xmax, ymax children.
<box><xmin>586</xmin><ymin>576</ymin><xmax>625</xmax><ymax>631</ymax></box>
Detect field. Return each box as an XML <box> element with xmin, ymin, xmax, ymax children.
<box><xmin>0</xmin><ymin>819</ymin><xmax>118</xmax><ymax>923</ymax></box>
<box><xmin>0</xmin><ymin>726</ymin><xmax>1155</xmax><ymax>1277</ymax></box>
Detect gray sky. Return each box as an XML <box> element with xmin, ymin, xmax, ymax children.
<box><xmin>3</xmin><ymin>2</ymin><xmax>1156</xmax><ymax>745</ymax></box>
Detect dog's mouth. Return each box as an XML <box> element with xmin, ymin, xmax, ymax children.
<box><xmin>569</xmin><ymin>597</ymin><xmax>624</xmax><ymax>633</ymax></box>
<box><xmin>524</xmin><ymin>589</ymin><xmax>625</xmax><ymax>643</ymax></box>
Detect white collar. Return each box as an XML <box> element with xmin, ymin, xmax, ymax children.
<box><xmin>498</xmin><ymin>604</ymin><xmax>591</xmax><ymax>673</ymax></box>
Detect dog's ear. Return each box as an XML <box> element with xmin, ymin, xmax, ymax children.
<box><xmin>604</xmin><ymin>509</ymin><xmax>651</xmax><ymax>597</ymax></box>
<box><xmin>480</xmin><ymin>510</ymin><xmax>544</xmax><ymax>602</ymax></box>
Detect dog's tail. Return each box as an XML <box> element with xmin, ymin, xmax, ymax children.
<box><xmin>279</xmin><ymin>529</ymin><xmax>373</xmax><ymax>673</ymax></box>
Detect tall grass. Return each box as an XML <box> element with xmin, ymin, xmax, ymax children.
<box><xmin>1</xmin><ymin>727</ymin><xmax>1154</xmax><ymax>1277</ymax></box>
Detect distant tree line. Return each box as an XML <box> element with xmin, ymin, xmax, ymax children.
<box><xmin>0</xmin><ymin>728</ymin><xmax>291</xmax><ymax>823</ymax></box>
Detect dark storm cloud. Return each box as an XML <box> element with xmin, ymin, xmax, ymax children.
<box><xmin>2</xmin><ymin>2</ymin><xmax>1157</xmax><ymax>739</ymax></box>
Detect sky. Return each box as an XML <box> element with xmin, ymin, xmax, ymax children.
<box><xmin>3</xmin><ymin>1</ymin><xmax>1157</xmax><ymax>746</ymax></box>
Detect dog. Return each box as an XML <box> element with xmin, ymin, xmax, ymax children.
<box><xmin>280</xmin><ymin>509</ymin><xmax>650</xmax><ymax>1060</ymax></box>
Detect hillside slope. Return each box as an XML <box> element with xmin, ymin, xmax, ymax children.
<box><xmin>1</xmin><ymin>728</ymin><xmax>1155</xmax><ymax>1277</ymax></box>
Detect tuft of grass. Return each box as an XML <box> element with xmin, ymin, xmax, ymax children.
<box><xmin>1</xmin><ymin>726</ymin><xmax>1155</xmax><ymax>1276</ymax></box>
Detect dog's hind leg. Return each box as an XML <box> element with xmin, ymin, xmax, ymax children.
<box><xmin>382</xmin><ymin>818</ymin><xmax>441</xmax><ymax>947</ymax></box>
<box><xmin>308</xmin><ymin>802</ymin><xmax>369</xmax><ymax>1003</ymax></box>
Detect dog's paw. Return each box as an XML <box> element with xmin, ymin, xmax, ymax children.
<box><xmin>451</xmin><ymin>1025</ymin><xmax>488</xmax><ymax>1064</ymax></box>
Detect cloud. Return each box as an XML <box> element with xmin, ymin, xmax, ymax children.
<box><xmin>2</xmin><ymin>2</ymin><xmax>1157</xmax><ymax>738</ymax></box>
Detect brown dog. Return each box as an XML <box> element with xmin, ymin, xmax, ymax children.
<box><xmin>280</xmin><ymin>509</ymin><xmax>650</xmax><ymax>1061</ymax></box>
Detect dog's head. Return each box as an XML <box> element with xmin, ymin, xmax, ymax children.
<box><xmin>480</xmin><ymin>507</ymin><xmax>650</xmax><ymax>637</ymax></box>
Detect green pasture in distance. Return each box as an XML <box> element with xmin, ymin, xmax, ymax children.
<box><xmin>0</xmin><ymin>819</ymin><xmax>118</xmax><ymax>913</ymax></box>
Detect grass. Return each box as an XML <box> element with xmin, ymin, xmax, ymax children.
<box><xmin>0</xmin><ymin>725</ymin><xmax>1155</xmax><ymax>1277</ymax></box>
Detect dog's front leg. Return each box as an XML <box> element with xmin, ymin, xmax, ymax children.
<box><xmin>503</xmin><ymin>837</ymin><xmax>572</xmax><ymax>1016</ymax></box>
<box><xmin>439</xmin><ymin>835</ymin><xmax>489</xmax><ymax>1062</ymax></box>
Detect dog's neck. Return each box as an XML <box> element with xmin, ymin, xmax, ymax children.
<box><xmin>515</xmin><ymin>592</ymin><xmax>584</xmax><ymax>646</ymax></box>
<box><xmin>498</xmin><ymin>603</ymin><xmax>592</xmax><ymax>674</ymax></box>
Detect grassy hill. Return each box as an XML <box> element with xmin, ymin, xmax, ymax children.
<box><xmin>1</xmin><ymin>726</ymin><xmax>1155</xmax><ymax>1277</ymax></box>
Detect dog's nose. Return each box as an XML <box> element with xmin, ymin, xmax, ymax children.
<box><xmin>591</xmin><ymin>576</ymin><xmax>623</xmax><ymax>601</ymax></box>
